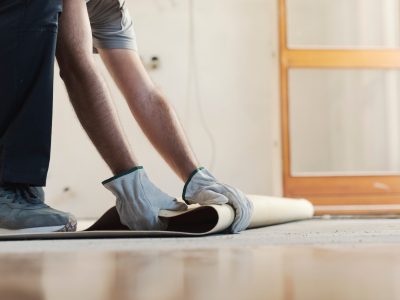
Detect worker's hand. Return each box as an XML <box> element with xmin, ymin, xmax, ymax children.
<box><xmin>182</xmin><ymin>167</ymin><xmax>253</xmax><ymax>233</ymax></box>
<box><xmin>103</xmin><ymin>167</ymin><xmax>187</xmax><ymax>230</ymax></box>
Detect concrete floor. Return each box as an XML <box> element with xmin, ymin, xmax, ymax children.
<box><xmin>2</xmin><ymin>218</ymin><xmax>400</xmax><ymax>300</ymax></box>
<box><xmin>1</xmin><ymin>218</ymin><xmax>400</xmax><ymax>252</ymax></box>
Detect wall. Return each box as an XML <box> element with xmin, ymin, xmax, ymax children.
<box><xmin>47</xmin><ymin>0</ymin><xmax>281</xmax><ymax>218</ymax></box>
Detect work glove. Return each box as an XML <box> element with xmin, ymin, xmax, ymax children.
<box><xmin>182</xmin><ymin>167</ymin><xmax>253</xmax><ymax>233</ymax></box>
<box><xmin>103</xmin><ymin>166</ymin><xmax>187</xmax><ymax>230</ymax></box>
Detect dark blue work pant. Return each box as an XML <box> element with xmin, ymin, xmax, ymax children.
<box><xmin>0</xmin><ymin>0</ymin><xmax>62</xmax><ymax>186</ymax></box>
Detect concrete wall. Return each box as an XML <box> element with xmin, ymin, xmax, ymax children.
<box><xmin>47</xmin><ymin>0</ymin><xmax>281</xmax><ymax>218</ymax></box>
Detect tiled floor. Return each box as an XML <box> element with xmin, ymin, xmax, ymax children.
<box><xmin>2</xmin><ymin>218</ymin><xmax>400</xmax><ymax>300</ymax></box>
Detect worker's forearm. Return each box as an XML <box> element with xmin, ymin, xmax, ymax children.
<box><xmin>130</xmin><ymin>89</ymin><xmax>199</xmax><ymax>182</ymax></box>
<box><xmin>98</xmin><ymin>49</ymin><xmax>200</xmax><ymax>182</ymax></box>
<box><xmin>61</xmin><ymin>68</ymin><xmax>138</xmax><ymax>175</ymax></box>
<box><xmin>76</xmin><ymin>82</ymin><xmax>138</xmax><ymax>175</ymax></box>
<box><xmin>56</xmin><ymin>1</ymin><xmax>139</xmax><ymax>176</ymax></box>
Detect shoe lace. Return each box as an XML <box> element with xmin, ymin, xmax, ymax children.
<box><xmin>0</xmin><ymin>185</ymin><xmax>43</xmax><ymax>205</ymax></box>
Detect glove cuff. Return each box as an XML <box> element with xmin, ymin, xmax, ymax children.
<box><xmin>182</xmin><ymin>166</ymin><xmax>221</xmax><ymax>203</ymax></box>
<box><xmin>182</xmin><ymin>167</ymin><xmax>205</xmax><ymax>202</ymax></box>
<box><xmin>102</xmin><ymin>166</ymin><xmax>144</xmax><ymax>185</ymax></box>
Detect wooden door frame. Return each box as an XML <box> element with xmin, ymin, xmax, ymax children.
<box><xmin>279</xmin><ymin>0</ymin><xmax>400</xmax><ymax>209</ymax></box>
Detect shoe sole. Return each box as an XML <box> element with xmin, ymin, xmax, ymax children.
<box><xmin>0</xmin><ymin>215</ymin><xmax>77</xmax><ymax>234</ymax></box>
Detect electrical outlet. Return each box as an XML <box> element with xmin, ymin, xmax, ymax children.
<box><xmin>149</xmin><ymin>56</ymin><xmax>161</xmax><ymax>70</ymax></box>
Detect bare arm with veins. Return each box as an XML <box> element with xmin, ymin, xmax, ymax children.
<box><xmin>98</xmin><ymin>49</ymin><xmax>200</xmax><ymax>182</ymax></box>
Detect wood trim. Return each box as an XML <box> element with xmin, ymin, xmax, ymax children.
<box><xmin>279</xmin><ymin>0</ymin><xmax>291</xmax><ymax>194</ymax></box>
<box><xmin>314</xmin><ymin>205</ymin><xmax>400</xmax><ymax>216</ymax></box>
<box><xmin>295</xmin><ymin>194</ymin><xmax>400</xmax><ymax>206</ymax></box>
<box><xmin>283</xmin><ymin>49</ymin><xmax>400</xmax><ymax>68</ymax></box>
<box><xmin>286</xmin><ymin>176</ymin><xmax>400</xmax><ymax>197</ymax></box>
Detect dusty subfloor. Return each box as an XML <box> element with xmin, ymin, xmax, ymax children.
<box><xmin>1</xmin><ymin>218</ymin><xmax>400</xmax><ymax>252</ymax></box>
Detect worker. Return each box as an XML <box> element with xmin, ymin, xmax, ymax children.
<box><xmin>0</xmin><ymin>0</ymin><xmax>252</xmax><ymax>234</ymax></box>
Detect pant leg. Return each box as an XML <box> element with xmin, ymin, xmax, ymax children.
<box><xmin>0</xmin><ymin>0</ymin><xmax>62</xmax><ymax>186</ymax></box>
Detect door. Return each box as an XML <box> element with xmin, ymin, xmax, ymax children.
<box><xmin>279</xmin><ymin>0</ymin><xmax>400</xmax><ymax>213</ymax></box>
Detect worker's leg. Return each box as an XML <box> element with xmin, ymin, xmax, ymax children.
<box><xmin>56</xmin><ymin>0</ymin><xmax>138</xmax><ymax>175</ymax></box>
<box><xmin>0</xmin><ymin>0</ymin><xmax>76</xmax><ymax>233</ymax></box>
<box><xmin>0</xmin><ymin>0</ymin><xmax>62</xmax><ymax>186</ymax></box>
<box><xmin>99</xmin><ymin>49</ymin><xmax>199</xmax><ymax>182</ymax></box>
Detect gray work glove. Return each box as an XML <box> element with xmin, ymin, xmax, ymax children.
<box><xmin>182</xmin><ymin>167</ymin><xmax>253</xmax><ymax>233</ymax></box>
<box><xmin>103</xmin><ymin>166</ymin><xmax>187</xmax><ymax>230</ymax></box>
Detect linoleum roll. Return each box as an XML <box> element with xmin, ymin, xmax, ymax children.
<box><xmin>247</xmin><ymin>195</ymin><xmax>314</xmax><ymax>229</ymax></box>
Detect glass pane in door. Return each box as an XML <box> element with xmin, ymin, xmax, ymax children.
<box><xmin>289</xmin><ymin>69</ymin><xmax>400</xmax><ymax>176</ymax></box>
<box><xmin>286</xmin><ymin>0</ymin><xmax>400</xmax><ymax>48</ymax></box>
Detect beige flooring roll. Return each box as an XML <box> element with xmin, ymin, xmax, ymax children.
<box><xmin>248</xmin><ymin>195</ymin><xmax>314</xmax><ymax>228</ymax></box>
<box><xmin>158</xmin><ymin>195</ymin><xmax>314</xmax><ymax>234</ymax></box>
<box><xmin>0</xmin><ymin>195</ymin><xmax>314</xmax><ymax>240</ymax></box>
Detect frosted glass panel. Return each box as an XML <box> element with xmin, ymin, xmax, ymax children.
<box><xmin>289</xmin><ymin>69</ymin><xmax>400</xmax><ymax>176</ymax></box>
<box><xmin>287</xmin><ymin>0</ymin><xmax>400</xmax><ymax>48</ymax></box>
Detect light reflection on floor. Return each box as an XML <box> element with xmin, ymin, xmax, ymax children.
<box><xmin>1</xmin><ymin>245</ymin><xmax>400</xmax><ymax>300</ymax></box>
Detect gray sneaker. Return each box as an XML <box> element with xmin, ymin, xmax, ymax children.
<box><xmin>0</xmin><ymin>185</ymin><xmax>77</xmax><ymax>234</ymax></box>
